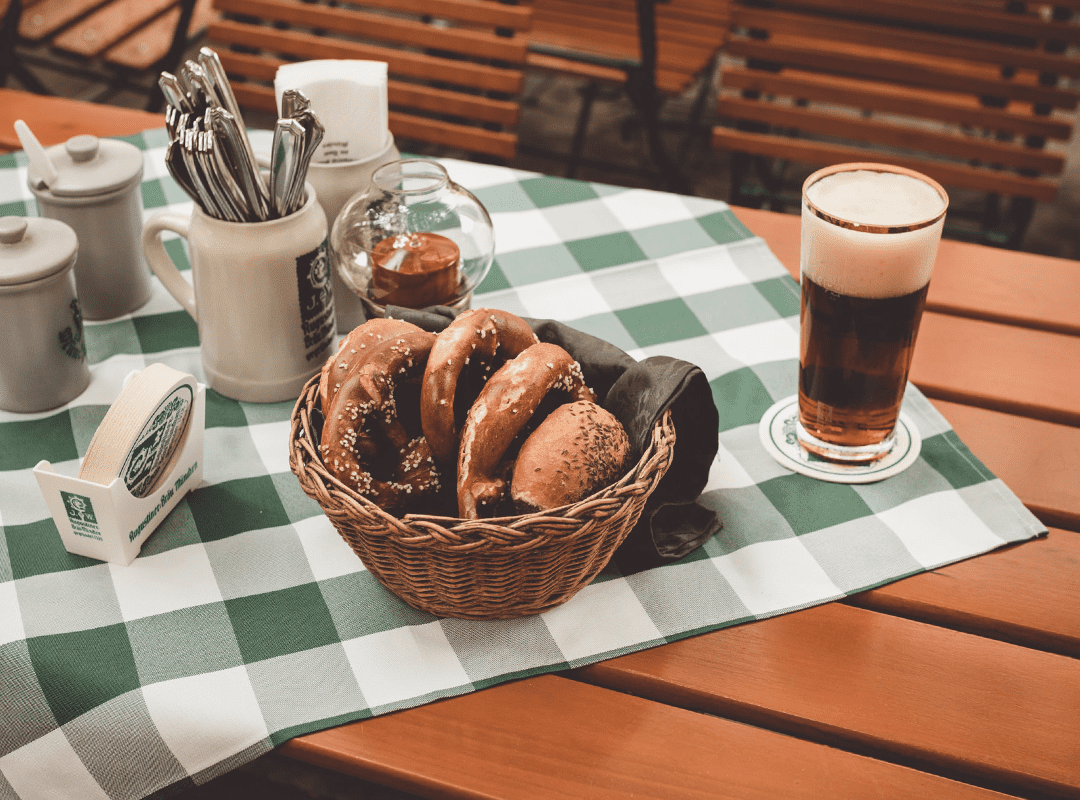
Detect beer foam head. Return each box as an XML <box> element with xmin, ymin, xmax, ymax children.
<box><xmin>801</xmin><ymin>168</ymin><xmax>947</xmax><ymax>299</ymax></box>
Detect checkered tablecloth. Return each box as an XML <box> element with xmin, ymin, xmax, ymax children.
<box><xmin>0</xmin><ymin>130</ymin><xmax>1046</xmax><ymax>800</ymax></box>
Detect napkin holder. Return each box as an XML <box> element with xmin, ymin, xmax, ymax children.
<box><xmin>33</xmin><ymin>383</ymin><xmax>205</xmax><ymax>566</ymax></box>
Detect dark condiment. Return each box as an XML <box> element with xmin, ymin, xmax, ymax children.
<box><xmin>370</xmin><ymin>231</ymin><xmax>460</xmax><ymax>308</ymax></box>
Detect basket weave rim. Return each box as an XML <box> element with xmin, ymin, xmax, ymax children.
<box><xmin>288</xmin><ymin>372</ymin><xmax>676</xmax><ymax>546</ymax></box>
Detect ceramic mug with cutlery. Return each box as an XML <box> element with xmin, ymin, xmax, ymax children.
<box><xmin>141</xmin><ymin>183</ymin><xmax>334</xmax><ymax>403</ymax></box>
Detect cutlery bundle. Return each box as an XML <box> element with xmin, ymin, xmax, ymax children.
<box><xmin>159</xmin><ymin>48</ymin><xmax>324</xmax><ymax>222</ymax></box>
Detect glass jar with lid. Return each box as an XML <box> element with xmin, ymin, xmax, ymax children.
<box><xmin>330</xmin><ymin>159</ymin><xmax>494</xmax><ymax>317</ymax></box>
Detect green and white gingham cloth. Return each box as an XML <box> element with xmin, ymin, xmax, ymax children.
<box><xmin>0</xmin><ymin>130</ymin><xmax>1046</xmax><ymax>800</ymax></box>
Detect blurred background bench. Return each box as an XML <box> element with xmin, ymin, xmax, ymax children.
<box><xmin>1</xmin><ymin>0</ymin><xmax>217</xmax><ymax>110</ymax></box>
<box><xmin>523</xmin><ymin>0</ymin><xmax>728</xmax><ymax>187</ymax></box>
<box><xmin>712</xmin><ymin>0</ymin><xmax>1080</xmax><ymax>247</ymax></box>
<box><xmin>205</xmin><ymin>0</ymin><xmax>533</xmax><ymax>162</ymax></box>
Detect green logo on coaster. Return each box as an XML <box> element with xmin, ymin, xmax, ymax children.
<box><xmin>121</xmin><ymin>384</ymin><xmax>194</xmax><ymax>498</ymax></box>
<box><xmin>61</xmin><ymin>491</ymin><xmax>102</xmax><ymax>540</ymax></box>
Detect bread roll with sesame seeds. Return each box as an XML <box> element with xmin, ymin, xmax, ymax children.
<box><xmin>456</xmin><ymin>342</ymin><xmax>595</xmax><ymax>519</ymax></box>
<box><xmin>510</xmin><ymin>401</ymin><xmax>630</xmax><ymax>514</ymax></box>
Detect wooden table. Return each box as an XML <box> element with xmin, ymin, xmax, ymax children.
<box><xmin>5</xmin><ymin>89</ymin><xmax>1078</xmax><ymax>800</ymax></box>
<box><xmin>280</xmin><ymin>209</ymin><xmax>1080</xmax><ymax>800</ymax></box>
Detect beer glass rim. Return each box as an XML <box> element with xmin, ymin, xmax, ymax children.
<box><xmin>802</xmin><ymin>163</ymin><xmax>949</xmax><ymax>234</ymax></box>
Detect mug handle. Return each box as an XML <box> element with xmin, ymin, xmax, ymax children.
<box><xmin>141</xmin><ymin>213</ymin><xmax>197</xmax><ymax>321</ymax></box>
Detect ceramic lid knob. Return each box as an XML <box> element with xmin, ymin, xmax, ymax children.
<box><xmin>65</xmin><ymin>135</ymin><xmax>100</xmax><ymax>163</ymax></box>
<box><xmin>0</xmin><ymin>217</ymin><xmax>28</xmax><ymax>244</ymax></box>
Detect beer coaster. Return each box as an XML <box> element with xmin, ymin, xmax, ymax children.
<box><xmin>759</xmin><ymin>396</ymin><xmax>921</xmax><ymax>484</ymax></box>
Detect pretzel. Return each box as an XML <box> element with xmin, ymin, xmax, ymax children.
<box><xmin>456</xmin><ymin>342</ymin><xmax>595</xmax><ymax>518</ymax></box>
<box><xmin>320</xmin><ymin>324</ymin><xmax>440</xmax><ymax>511</ymax></box>
<box><xmin>319</xmin><ymin>318</ymin><xmax>414</xmax><ymax>413</ymax></box>
<box><xmin>420</xmin><ymin>308</ymin><xmax>538</xmax><ymax>464</ymax></box>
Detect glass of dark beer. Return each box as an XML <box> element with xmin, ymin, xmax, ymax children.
<box><xmin>798</xmin><ymin>163</ymin><xmax>948</xmax><ymax>463</ymax></box>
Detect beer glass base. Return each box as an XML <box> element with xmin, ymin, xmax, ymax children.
<box><xmin>796</xmin><ymin>421</ymin><xmax>896</xmax><ymax>464</ymax></box>
<box><xmin>761</xmin><ymin>397</ymin><xmax>921</xmax><ymax>484</ymax></box>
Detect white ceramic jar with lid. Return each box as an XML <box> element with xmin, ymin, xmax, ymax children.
<box><xmin>28</xmin><ymin>134</ymin><xmax>153</xmax><ymax>320</ymax></box>
<box><xmin>0</xmin><ymin>216</ymin><xmax>91</xmax><ymax>413</ymax></box>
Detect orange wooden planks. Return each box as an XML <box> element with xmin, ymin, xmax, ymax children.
<box><xmin>0</xmin><ymin>89</ymin><xmax>162</xmax><ymax>152</ymax></box>
<box><xmin>930</xmin><ymin>239</ymin><xmax>1080</xmax><ymax>337</ymax></box>
<box><xmin>284</xmin><ymin>674</ymin><xmax>1020</xmax><ymax>800</ymax></box>
<box><xmin>930</xmin><ymin>399</ymin><xmax>1080</xmax><ymax>530</ymax></box>
<box><xmin>911</xmin><ymin>312</ymin><xmax>1080</xmax><ymax>426</ymax></box>
<box><xmin>574</xmin><ymin>603</ymin><xmax>1080</xmax><ymax>799</ymax></box>
<box><xmin>849</xmin><ymin>528</ymin><xmax>1080</xmax><ymax>658</ymax></box>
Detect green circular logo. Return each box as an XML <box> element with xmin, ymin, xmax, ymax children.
<box><xmin>121</xmin><ymin>384</ymin><xmax>194</xmax><ymax>498</ymax></box>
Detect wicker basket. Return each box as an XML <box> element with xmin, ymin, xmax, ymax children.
<box><xmin>288</xmin><ymin>373</ymin><xmax>676</xmax><ymax>619</ymax></box>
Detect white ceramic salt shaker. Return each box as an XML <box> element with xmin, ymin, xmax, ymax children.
<box><xmin>0</xmin><ymin>216</ymin><xmax>90</xmax><ymax>413</ymax></box>
<box><xmin>28</xmin><ymin>134</ymin><xmax>153</xmax><ymax>320</ymax></box>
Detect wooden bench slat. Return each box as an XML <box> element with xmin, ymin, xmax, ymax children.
<box><xmin>215</xmin><ymin>0</ymin><xmax>528</xmax><ymax>65</ymax></box>
<box><xmin>538</xmin><ymin>1</ymin><xmax>723</xmax><ymax>44</ymax></box>
<box><xmin>717</xmin><ymin>96</ymin><xmax>1066</xmax><ymax>176</ymax></box>
<box><xmin>334</xmin><ymin>0</ymin><xmax>532</xmax><ymax>32</ymax></box>
<box><xmin>911</xmin><ymin>312</ymin><xmax>1080</xmax><ymax>427</ymax></box>
<box><xmin>779</xmin><ymin>0</ymin><xmax>1080</xmax><ymax>45</ymax></box>
<box><xmin>850</xmin><ymin>528</ymin><xmax>1080</xmax><ymax>657</ymax></box>
<box><xmin>712</xmin><ymin>128</ymin><xmax>1060</xmax><ymax>200</ymax></box>
<box><xmin>720</xmin><ymin>66</ymin><xmax>1075</xmax><ymax>142</ymax></box>
<box><xmin>526</xmin><ymin>51</ymin><xmax>627</xmax><ymax>83</ymax></box>
<box><xmin>927</xmin><ymin>401</ymin><xmax>1080</xmax><ymax>531</ymax></box>
<box><xmin>51</xmin><ymin>0</ymin><xmax>175</xmax><ymax>58</ymax></box>
<box><xmin>574</xmin><ymin>603</ymin><xmax>1080</xmax><ymax>799</ymax></box>
<box><xmin>209</xmin><ymin>19</ymin><xmax>524</xmax><ymax>95</ymax></box>
<box><xmin>283</xmin><ymin>673</ymin><xmax>1020</xmax><ymax>800</ymax></box>
<box><xmin>103</xmin><ymin>0</ymin><xmax>218</xmax><ymax>71</ymax></box>
<box><xmin>387</xmin><ymin>110</ymin><xmax>518</xmax><ymax>160</ymax></box>
<box><xmin>533</xmin><ymin>14</ymin><xmax>720</xmax><ymax>69</ymax></box>
<box><xmin>534</xmin><ymin>39</ymin><xmax>713</xmax><ymax>86</ymax></box>
<box><xmin>17</xmin><ymin>0</ymin><xmax>110</xmax><ymax>41</ymax></box>
<box><xmin>732</xmin><ymin>6</ymin><xmax>1080</xmax><ymax>78</ymax></box>
<box><xmin>726</xmin><ymin>38</ymin><xmax>1080</xmax><ymax>110</ymax></box>
<box><xmin>929</xmin><ymin>238</ymin><xmax>1080</xmax><ymax>337</ymax></box>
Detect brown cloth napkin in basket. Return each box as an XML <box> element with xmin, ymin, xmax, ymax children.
<box><xmin>382</xmin><ymin>305</ymin><xmax>723</xmax><ymax>573</ymax></box>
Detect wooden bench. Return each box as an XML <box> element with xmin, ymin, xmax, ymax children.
<box><xmin>205</xmin><ymin>0</ymin><xmax>533</xmax><ymax>162</ymax></box>
<box><xmin>712</xmin><ymin>0</ymin><xmax>1080</xmax><ymax>247</ymax></box>
<box><xmin>526</xmin><ymin>0</ymin><xmax>727</xmax><ymax>95</ymax></box>
<box><xmin>523</xmin><ymin>0</ymin><xmax>729</xmax><ymax>184</ymax></box>
<box><xmin>2</xmin><ymin>0</ymin><xmax>218</xmax><ymax>110</ymax></box>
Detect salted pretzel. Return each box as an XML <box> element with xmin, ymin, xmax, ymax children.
<box><xmin>456</xmin><ymin>342</ymin><xmax>595</xmax><ymax>518</ymax></box>
<box><xmin>420</xmin><ymin>308</ymin><xmax>539</xmax><ymax>464</ymax></box>
<box><xmin>319</xmin><ymin>324</ymin><xmax>440</xmax><ymax>510</ymax></box>
<box><xmin>319</xmin><ymin>318</ymin><xmax>414</xmax><ymax>413</ymax></box>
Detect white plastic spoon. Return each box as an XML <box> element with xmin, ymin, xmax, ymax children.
<box><xmin>14</xmin><ymin>119</ymin><xmax>59</xmax><ymax>189</ymax></box>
